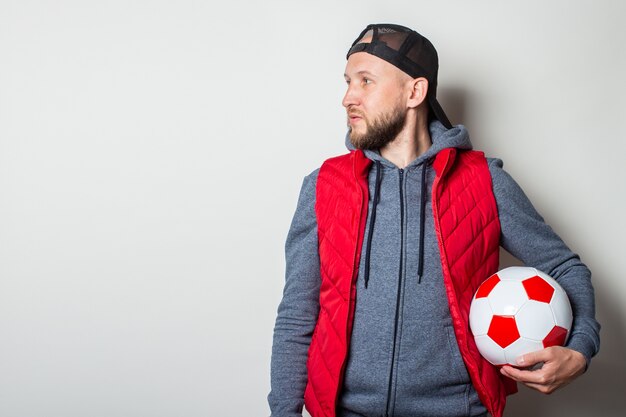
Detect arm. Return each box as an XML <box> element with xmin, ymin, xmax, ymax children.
<box><xmin>268</xmin><ymin>170</ymin><xmax>321</xmax><ymax>416</ymax></box>
<box><xmin>487</xmin><ymin>158</ymin><xmax>601</xmax><ymax>393</ymax></box>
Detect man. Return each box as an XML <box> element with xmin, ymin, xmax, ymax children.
<box><xmin>268</xmin><ymin>24</ymin><xmax>600</xmax><ymax>417</ymax></box>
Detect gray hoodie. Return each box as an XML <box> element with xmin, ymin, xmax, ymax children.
<box><xmin>269</xmin><ymin>121</ymin><xmax>600</xmax><ymax>417</ymax></box>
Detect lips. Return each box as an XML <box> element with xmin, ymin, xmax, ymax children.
<box><xmin>347</xmin><ymin>110</ymin><xmax>364</xmax><ymax>124</ymax></box>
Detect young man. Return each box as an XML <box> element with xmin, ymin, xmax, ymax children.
<box><xmin>269</xmin><ymin>24</ymin><xmax>600</xmax><ymax>417</ymax></box>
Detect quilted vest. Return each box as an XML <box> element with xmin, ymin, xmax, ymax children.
<box><xmin>305</xmin><ymin>148</ymin><xmax>516</xmax><ymax>417</ymax></box>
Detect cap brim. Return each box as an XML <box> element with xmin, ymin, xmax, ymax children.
<box><xmin>429</xmin><ymin>96</ymin><xmax>452</xmax><ymax>129</ymax></box>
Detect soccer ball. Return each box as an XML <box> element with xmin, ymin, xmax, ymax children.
<box><xmin>469</xmin><ymin>266</ymin><xmax>573</xmax><ymax>366</ymax></box>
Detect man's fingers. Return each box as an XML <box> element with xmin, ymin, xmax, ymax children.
<box><xmin>501</xmin><ymin>347</ymin><xmax>584</xmax><ymax>395</ymax></box>
<box><xmin>516</xmin><ymin>347</ymin><xmax>554</xmax><ymax>367</ymax></box>
<box><xmin>516</xmin><ymin>346</ymin><xmax>564</xmax><ymax>368</ymax></box>
<box><xmin>500</xmin><ymin>365</ymin><xmax>548</xmax><ymax>384</ymax></box>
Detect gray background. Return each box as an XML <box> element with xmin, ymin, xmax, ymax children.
<box><xmin>1</xmin><ymin>0</ymin><xmax>624</xmax><ymax>416</ymax></box>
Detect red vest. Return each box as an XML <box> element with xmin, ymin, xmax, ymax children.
<box><xmin>305</xmin><ymin>148</ymin><xmax>516</xmax><ymax>417</ymax></box>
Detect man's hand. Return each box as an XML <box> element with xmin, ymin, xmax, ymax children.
<box><xmin>499</xmin><ymin>346</ymin><xmax>586</xmax><ymax>394</ymax></box>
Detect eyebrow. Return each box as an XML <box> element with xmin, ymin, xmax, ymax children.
<box><xmin>344</xmin><ymin>70</ymin><xmax>377</xmax><ymax>79</ymax></box>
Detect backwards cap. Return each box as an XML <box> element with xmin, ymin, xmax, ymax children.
<box><xmin>347</xmin><ymin>23</ymin><xmax>452</xmax><ymax>129</ymax></box>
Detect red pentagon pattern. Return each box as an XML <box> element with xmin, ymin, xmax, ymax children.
<box><xmin>475</xmin><ymin>274</ymin><xmax>501</xmax><ymax>298</ymax></box>
<box><xmin>487</xmin><ymin>316</ymin><xmax>520</xmax><ymax>348</ymax></box>
<box><xmin>522</xmin><ymin>275</ymin><xmax>555</xmax><ymax>303</ymax></box>
<box><xmin>543</xmin><ymin>326</ymin><xmax>568</xmax><ymax>348</ymax></box>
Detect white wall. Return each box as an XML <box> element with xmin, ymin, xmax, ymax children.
<box><xmin>1</xmin><ymin>1</ymin><xmax>624</xmax><ymax>416</ymax></box>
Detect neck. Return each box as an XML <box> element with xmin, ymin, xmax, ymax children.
<box><xmin>380</xmin><ymin>112</ymin><xmax>431</xmax><ymax>169</ymax></box>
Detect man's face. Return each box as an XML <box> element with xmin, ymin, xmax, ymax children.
<box><xmin>343</xmin><ymin>51</ymin><xmax>409</xmax><ymax>150</ymax></box>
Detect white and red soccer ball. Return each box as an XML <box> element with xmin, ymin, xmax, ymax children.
<box><xmin>469</xmin><ymin>266</ymin><xmax>573</xmax><ymax>366</ymax></box>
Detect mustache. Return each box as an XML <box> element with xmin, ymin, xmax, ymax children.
<box><xmin>347</xmin><ymin>106</ymin><xmax>365</xmax><ymax>118</ymax></box>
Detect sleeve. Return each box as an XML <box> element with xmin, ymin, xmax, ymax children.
<box><xmin>488</xmin><ymin>158</ymin><xmax>601</xmax><ymax>367</ymax></box>
<box><xmin>268</xmin><ymin>169</ymin><xmax>321</xmax><ymax>417</ymax></box>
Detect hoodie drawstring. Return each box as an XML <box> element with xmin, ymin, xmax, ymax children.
<box><xmin>417</xmin><ymin>162</ymin><xmax>428</xmax><ymax>284</ymax></box>
<box><xmin>363</xmin><ymin>160</ymin><xmax>429</xmax><ymax>288</ymax></box>
<box><xmin>363</xmin><ymin>160</ymin><xmax>382</xmax><ymax>289</ymax></box>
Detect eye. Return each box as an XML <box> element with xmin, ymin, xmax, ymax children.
<box><xmin>363</xmin><ymin>78</ymin><xmax>372</xmax><ymax>85</ymax></box>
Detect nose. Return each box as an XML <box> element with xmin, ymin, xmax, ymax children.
<box><xmin>342</xmin><ymin>83</ymin><xmax>359</xmax><ymax>108</ymax></box>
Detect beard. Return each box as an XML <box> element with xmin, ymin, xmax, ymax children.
<box><xmin>348</xmin><ymin>103</ymin><xmax>407</xmax><ymax>150</ymax></box>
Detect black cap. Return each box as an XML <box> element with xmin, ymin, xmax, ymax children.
<box><xmin>347</xmin><ymin>23</ymin><xmax>452</xmax><ymax>129</ymax></box>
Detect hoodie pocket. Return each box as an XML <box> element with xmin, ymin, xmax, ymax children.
<box><xmin>445</xmin><ymin>324</ymin><xmax>471</xmax><ymax>385</ymax></box>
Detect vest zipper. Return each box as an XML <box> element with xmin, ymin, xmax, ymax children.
<box><xmin>385</xmin><ymin>167</ymin><xmax>405</xmax><ymax>417</ymax></box>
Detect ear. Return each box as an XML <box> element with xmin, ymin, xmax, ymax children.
<box><xmin>406</xmin><ymin>77</ymin><xmax>429</xmax><ymax>109</ymax></box>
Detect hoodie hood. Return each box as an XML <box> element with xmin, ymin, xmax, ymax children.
<box><xmin>344</xmin><ymin>120</ymin><xmax>473</xmax><ymax>167</ymax></box>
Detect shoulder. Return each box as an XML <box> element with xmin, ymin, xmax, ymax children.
<box><xmin>484</xmin><ymin>156</ymin><xmax>517</xmax><ymax>190</ymax></box>
<box><xmin>446</xmin><ymin>151</ymin><xmax>502</xmax><ymax>179</ymax></box>
<box><xmin>485</xmin><ymin>156</ymin><xmax>505</xmax><ymax>179</ymax></box>
<box><xmin>320</xmin><ymin>151</ymin><xmax>355</xmax><ymax>170</ymax></box>
<box><xmin>484</xmin><ymin>156</ymin><xmax>536</xmax><ymax>209</ymax></box>
<box><xmin>486</xmin><ymin>156</ymin><xmax>504</xmax><ymax>169</ymax></box>
<box><xmin>303</xmin><ymin>167</ymin><xmax>320</xmax><ymax>188</ymax></box>
<box><xmin>316</xmin><ymin>151</ymin><xmax>364</xmax><ymax>185</ymax></box>
<box><xmin>298</xmin><ymin>151</ymin><xmax>354</xmax><ymax>195</ymax></box>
